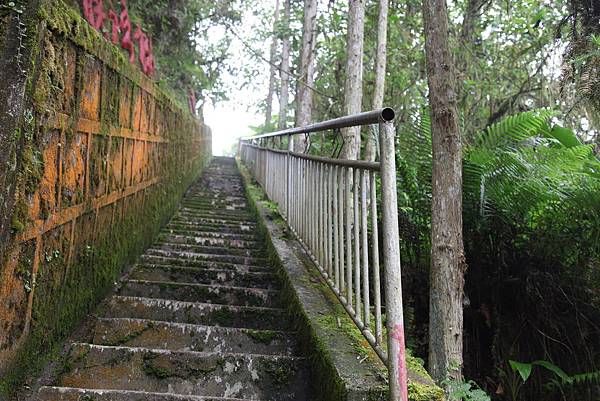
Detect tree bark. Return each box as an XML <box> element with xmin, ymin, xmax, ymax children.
<box><xmin>422</xmin><ymin>0</ymin><xmax>466</xmax><ymax>385</ymax></box>
<box><xmin>340</xmin><ymin>0</ymin><xmax>365</xmax><ymax>160</ymax></box>
<box><xmin>278</xmin><ymin>0</ymin><xmax>291</xmax><ymax>130</ymax></box>
<box><xmin>294</xmin><ymin>0</ymin><xmax>318</xmax><ymax>152</ymax></box>
<box><xmin>364</xmin><ymin>0</ymin><xmax>388</xmax><ymax>162</ymax></box>
<box><xmin>264</xmin><ymin>0</ymin><xmax>281</xmax><ymax>130</ymax></box>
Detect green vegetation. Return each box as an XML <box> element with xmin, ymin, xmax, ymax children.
<box><xmin>246</xmin><ymin>329</ymin><xmax>280</xmax><ymax>344</ymax></box>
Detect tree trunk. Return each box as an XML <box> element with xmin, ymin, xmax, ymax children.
<box><xmin>264</xmin><ymin>0</ymin><xmax>281</xmax><ymax>130</ymax></box>
<box><xmin>422</xmin><ymin>0</ymin><xmax>466</xmax><ymax>385</ymax></box>
<box><xmin>294</xmin><ymin>0</ymin><xmax>318</xmax><ymax>152</ymax></box>
<box><xmin>278</xmin><ymin>0</ymin><xmax>291</xmax><ymax>130</ymax></box>
<box><xmin>364</xmin><ymin>0</ymin><xmax>388</xmax><ymax>162</ymax></box>
<box><xmin>340</xmin><ymin>0</ymin><xmax>365</xmax><ymax>160</ymax></box>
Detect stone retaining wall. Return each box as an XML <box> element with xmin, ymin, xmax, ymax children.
<box><xmin>0</xmin><ymin>0</ymin><xmax>211</xmax><ymax>390</ymax></box>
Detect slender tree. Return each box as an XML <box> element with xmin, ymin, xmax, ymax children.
<box><xmin>295</xmin><ymin>0</ymin><xmax>318</xmax><ymax>152</ymax></box>
<box><xmin>264</xmin><ymin>0</ymin><xmax>281</xmax><ymax>129</ymax></box>
<box><xmin>364</xmin><ymin>0</ymin><xmax>388</xmax><ymax>162</ymax></box>
<box><xmin>278</xmin><ymin>0</ymin><xmax>291</xmax><ymax>130</ymax></box>
<box><xmin>340</xmin><ymin>0</ymin><xmax>365</xmax><ymax>160</ymax></box>
<box><xmin>422</xmin><ymin>0</ymin><xmax>466</xmax><ymax>385</ymax></box>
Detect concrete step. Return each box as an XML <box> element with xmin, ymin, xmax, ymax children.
<box><xmin>144</xmin><ymin>248</ymin><xmax>270</xmax><ymax>266</ymax></box>
<box><xmin>170</xmin><ymin>216</ymin><xmax>258</xmax><ymax>227</ymax></box>
<box><xmin>175</xmin><ymin>210</ymin><xmax>254</xmax><ymax>220</ymax></box>
<box><xmin>139</xmin><ymin>255</ymin><xmax>272</xmax><ymax>272</ymax></box>
<box><xmin>180</xmin><ymin>202</ymin><xmax>249</xmax><ymax>211</ymax></box>
<box><xmin>58</xmin><ymin>343</ymin><xmax>308</xmax><ymax>400</ymax></box>
<box><xmin>163</xmin><ymin>225</ymin><xmax>256</xmax><ymax>236</ymax></box>
<box><xmin>166</xmin><ymin>221</ymin><xmax>256</xmax><ymax>232</ymax></box>
<box><xmin>92</xmin><ymin>318</ymin><xmax>297</xmax><ymax>355</ymax></box>
<box><xmin>159</xmin><ymin>231</ymin><xmax>259</xmax><ymax>242</ymax></box>
<box><xmin>177</xmin><ymin>207</ymin><xmax>253</xmax><ymax>217</ymax></box>
<box><xmin>101</xmin><ymin>296</ymin><xmax>290</xmax><ymax>330</ymax></box>
<box><xmin>131</xmin><ymin>265</ymin><xmax>279</xmax><ymax>289</ymax></box>
<box><xmin>38</xmin><ymin>387</ymin><xmax>258</xmax><ymax>401</ymax></box>
<box><xmin>157</xmin><ymin>234</ymin><xmax>261</xmax><ymax>249</ymax></box>
<box><xmin>119</xmin><ymin>280</ymin><xmax>279</xmax><ymax>307</ymax></box>
<box><xmin>153</xmin><ymin>242</ymin><xmax>265</xmax><ymax>258</ymax></box>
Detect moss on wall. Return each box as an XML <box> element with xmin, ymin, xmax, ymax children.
<box><xmin>0</xmin><ymin>0</ymin><xmax>211</xmax><ymax>397</ymax></box>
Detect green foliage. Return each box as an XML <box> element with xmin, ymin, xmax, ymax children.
<box><xmin>443</xmin><ymin>378</ymin><xmax>491</xmax><ymax>401</ymax></box>
<box><xmin>509</xmin><ymin>359</ymin><xmax>600</xmax><ymax>397</ymax></box>
<box><xmin>398</xmin><ymin>109</ymin><xmax>600</xmax><ymax>400</ymax></box>
<box><xmin>124</xmin><ymin>0</ymin><xmax>246</xmax><ymax>106</ymax></box>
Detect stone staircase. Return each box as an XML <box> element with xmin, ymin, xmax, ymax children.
<box><xmin>38</xmin><ymin>157</ymin><xmax>308</xmax><ymax>401</ymax></box>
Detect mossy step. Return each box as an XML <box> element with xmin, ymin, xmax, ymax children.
<box><xmin>38</xmin><ymin>387</ymin><xmax>259</xmax><ymax>401</ymax></box>
<box><xmin>144</xmin><ymin>248</ymin><xmax>269</xmax><ymax>266</ymax></box>
<box><xmin>57</xmin><ymin>343</ymin><xmax>308</xmax><ymax>399</ymax></box>
<box><xmin>181</xmin><ymin>198</ymin><xmax>248</xmax><ymax>205</ymax></box>
<box><xmin>173</xmin><ymin>212</ymin><xmax>256</xmax><ymax>222</ymax></box>
<box><xmin>177</xmin><ymin>207</ymin><xmax>253</xmax><ymax>217</ymax></box>
<box><xmin>101</xmin><ymin>296</ymin><xmax>289</xmax><ymax>330</ymax></box>
<box><xmin>164</xmin><ymin>224</ymin><xmax>256</xmax><ymax>235</ymax></box>
<box><xmin>131</xmin><ymin>265</ymin><xmax>279</xmax><ymax>290</ymax></box>
<box><xmin>157</xmin><ymin>234</ymin><xmax>261</xmax><ymax>249</ymax></box>
<box><xmin>167</xmin><ymin>220</ymin><xmax>257</xmax><ymax>230</ymax></box>
<box><xmin>153</xmin><ymin>242</ymin><xmax>266</xmax><ymax>258</ymax></box>
<box><xmin>182</xmin><ymin>194</ymin><xmax>247</xmax><ymax>202</ymax></box>
<box><xmin>180</xmin><ymin>201</ymin><xmax>249</xmax><ymax>210</ymax></box>
<box><xmin>92</xmin><ymin>318</ymin><xmax>297</xmax><ymax>355</ymax></box>
<box><xmin>171</xmin><ymin>216</ymin><xmax>258</xmax><ymax>227</ymax></box>
<box><xmin>159</xmin><ymin>231</ymin><xmax>259</xmax><ymax>242</ymax></box>
<box><xmin>119</xmin><ymin>280</ymin><xmax>280</xmax><ymax>307</ymax></box>
<box><xmin>139</xmin><ymin>255</ymin><xmax>273</xmax><ymax>272</ymax></box>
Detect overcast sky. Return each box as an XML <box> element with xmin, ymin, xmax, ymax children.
<box><xmin>203</xmin><ymin>2</ymin><xmax>276</xmax><ymax>156</ymax></box>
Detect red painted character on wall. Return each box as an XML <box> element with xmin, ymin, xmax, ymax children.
<box><xmin>82</xmin><ymin>0</ymin><xmax>105</xmax><ymax>30</ymax></box>
<box><xmin>81</xmin><ymin>0</ymin><xmax>155</xmax><ymax>76</ymax></box>
<box><xmin>106</xmin><ymin>9</ymin><xmax>120</xmax><ymax>45</ymax></box>
<box><xmin>118</xmin><ymin>0</ymin><xmax>136</xmax><ymax>64</ymax></box>
<box><xmin>134</xmin><ymin>25</ymin><xmax>155</xmax><ymax>75</ymax></box>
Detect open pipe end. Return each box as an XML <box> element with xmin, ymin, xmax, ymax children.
<box><xmin>380</xmin><ymin>107</ymin><xmax>395</xmax><ymax>122</ymax></box>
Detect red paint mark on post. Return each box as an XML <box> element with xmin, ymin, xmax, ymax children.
<box><xmin>390</xmin><ymin>323</ymin><xmax>409</xmax><ymax>401</ymax></box>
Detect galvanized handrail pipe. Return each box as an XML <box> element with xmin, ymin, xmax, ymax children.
<box><xmin>242</xmin><ymin>107</ymin><xmax>395</xmax><ymax>140</ymax></box>
<box><xmin>239</xmin><ymin>109</ymin><xmax>407</xmax><ymax>401</ymax></box>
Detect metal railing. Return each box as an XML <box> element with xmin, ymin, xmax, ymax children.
<box><xmin>239</xmin><ymin>108</ymin><xmax>407</xmax><ymax>401</ymax></box>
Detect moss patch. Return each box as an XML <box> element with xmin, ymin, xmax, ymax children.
<box><xmin>246</xmin><ymin>329</ymin><xmax>280</xmax><ymax>345</ymax></box>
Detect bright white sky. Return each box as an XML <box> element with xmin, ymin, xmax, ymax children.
<box><xmin>203</xmin><ymin>2</ymin><xmax>277</xmax><ymax>156</ymax></box>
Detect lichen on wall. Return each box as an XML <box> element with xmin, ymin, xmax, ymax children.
<box><xmin>0</xmin><ymin>0</ymin><xmax>212</xmax><ymax>395</ymax></box>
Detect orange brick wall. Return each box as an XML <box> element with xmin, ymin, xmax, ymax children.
<box><xmin>0</xmin><ymin>0</ymin><xmax>211</xmax><ymax>378</ymax></box>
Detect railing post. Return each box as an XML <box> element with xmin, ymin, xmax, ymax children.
<box><xmin>379</xmin><ymin>120</ymin><xmax>408</xmax><ymax>401</ymax></box>
<box><xmin>286</xmin><ymin>134</ymin><xmax>293</xmax><ymax>221</ymax></box>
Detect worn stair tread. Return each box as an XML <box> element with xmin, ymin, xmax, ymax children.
<box><xmin>157</xmin><ymin>235</ymin><xmax>261</xmax><ymax>248</ymax></box>
<box><xmin>139</xmin><ymin>255</ymin><xmax>273</xmax><ymax>272</ymax></box>
<box><xmin>144</xmin><ymin>248</ymin><xmax>270</xmax><ymax>266</ymax></box>
<box><xmin>164</xmin><ymin>225</ymin><xmax>256</xmax><ymax>235</ymax></box>
<box><xmin>101</xmin><ymin>296</ymin><xmax>290</xmax><ymax>330</ymax></box>
<box><xmin>177</xmin><ymin>208</ymin><xmax>254</xmax><ymax>217</ymax></box>
<box><xmin>38</xmin><ymin>387</ymin><xmax>259</xmax><ymax>401</ymax></box>
<box><xmin>119</xmin><ymin>280</ymin><xmax>279</xmax><ymax>307</ymax></box>
<box><xmin>92</xmin><ymin>318</ymin><xmax>297</xmax><ymax>355</ymax></box>
<box><xmin>153</xmin><ymin>243</ymin><xmax>265</xmax><ymax>258</ymax></box>
<box><xmin>59</xmin><ymin>343</ymin><xmax>307</xmax><ymax>399</ymax></box>
<box><xmin>130</xmin><ymin>266</ymin><xmax>279</xmax><ymax>289</ymax></box>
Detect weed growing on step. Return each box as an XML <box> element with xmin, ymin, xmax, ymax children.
<box><xmin>260</xmin><ymin>358</ymin><xmax>297</xmax><ymax>387</ymax></box>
